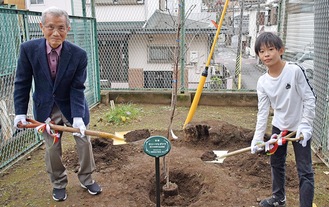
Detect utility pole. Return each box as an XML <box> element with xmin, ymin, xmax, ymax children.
<box><xmin>179</xmin><ymin>0</ymin><xmax>186</xmax><ymax>93</ymax></box>
<box><xmin>234</xmin><ymin>0</ymin><xmax>244</xmax><ymax>89</ymax></box>
<box><xmin>256</xmin><ymin>0</ymin><xmax>261</xmax><ymax>65</ymax></box>
<box><xmin>256</xmin><ymin>0</ymin><xmax>260</xmax><ymax>33</ymax></box>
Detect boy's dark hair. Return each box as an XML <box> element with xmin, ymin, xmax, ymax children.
<box><xmin>254</xmin><ymin>32</ymin><xmax>284</xmax><ymax>56</ymax></box>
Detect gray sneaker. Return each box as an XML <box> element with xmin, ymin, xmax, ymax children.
<box><xmin>259</xmin><ymin>196</ymin><xmax>286</xmax><ymax>207</ymax></box>
<box><xmin>52</xmin><ymin>188</ymin><xmax>67</xmax><ymax>201</ymax></box>
<box><xmin>80</xmin><ymin>181</ymin><xmax>102</xmax><ymax>195</ymax></box>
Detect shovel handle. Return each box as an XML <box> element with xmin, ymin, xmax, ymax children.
<box><xmin>49</xmin><ymin>124</ymin><xmax>124</xmax><ymax>141</ymax></box>
<box><xmin>218</xmin><ymin>131</ymin><xmax>301</xmax><ymax>159</ymax></box>
<box><xmin>19</xmin><ymin>118</ymin><xmax>124</xmax><ymax>142</ymax></box>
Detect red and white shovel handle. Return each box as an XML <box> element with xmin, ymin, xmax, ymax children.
<box><xmin>218</xmin><ymin>131</ymin><xmax>302</xmax><ymax>159</ymax></box>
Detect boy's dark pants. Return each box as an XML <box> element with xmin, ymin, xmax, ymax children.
<box><xmin>271</xmin><ymin>126</ymin><xmax>314</xmax><ymax>207</ymax></box>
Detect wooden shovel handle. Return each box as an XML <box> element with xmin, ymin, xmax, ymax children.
<box><xmin>218</xmin><ymin>131</ymin><xmax>301</xmax><ymax>159</ymax></box>
<box><xmin>49</xmin><ymin>123</ymin><xmax>124</xmax><ymax>141</ymax></box>
<box><xmin>20</xmin><ymin>118</ymin><xmax>124</xmax><ymax>141</ymax></box>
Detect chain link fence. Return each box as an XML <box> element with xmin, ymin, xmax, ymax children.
<box><xmin>85</xmin><ymin>0</ymin><xmax>261</xmax><ymax>91</ymax></box>
<box><xmin>0</xmin><ymin>7</ymin><xmax>99</xmax><ymax>171</ymax></box>
<box><xmin>1</xmin><ymin>0</ymin><xmax>328</xmax><ymax>169</ymax></box>
<box><xmin>277</xmin><ymin>0</ymin><xmax>328</xmax><ymax>166</ymax></box>
<box><xmin>312</xmin><ymin>0</ymin><xmax>329</xmax><ymax>166</ymax></box>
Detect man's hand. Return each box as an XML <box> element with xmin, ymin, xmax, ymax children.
<box><xmin>72</xmin><ymin>117</ymin><xmax>86</xmax><ymax>137</ymax></box>
<box><xmin>250</xmin><ymin>139</ymin><xmax>264</xmax><ymax>154</ymax></box>
<box><xmin>14</xmin><ymin>114</ymin><xmax>27</xmax><ymax>129</ymax></box>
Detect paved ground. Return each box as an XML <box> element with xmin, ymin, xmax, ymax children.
<box><xmin>215</xmin><ymin>46</ymin><xmax>264</xmax><ymax>90</ymax></box>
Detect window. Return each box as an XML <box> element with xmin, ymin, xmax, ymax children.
<box><xmin>30</xmin><ymin>0</ymin><xmax>44</xmax><ymax>4</ymax></box>
<box><xmin>258</xmin><ymin>12</ymin><xmax>265</xmax><ymax>25</ymax></box>
<box><xmin>148</xmin><ymin>46</ymin><xmax>175</xmax><ymax>63</ymax></box>
<box><xmin>270</xmin><ymin>7</ymin><xmax>278</xmax><ymax>25</ymax></box>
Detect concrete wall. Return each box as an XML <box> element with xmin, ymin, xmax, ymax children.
<box><xmin>100</xmin><ymin>90</ymin><xmax>258</xmax><ymax>107</ymax></box>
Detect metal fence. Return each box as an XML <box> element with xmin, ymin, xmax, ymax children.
<box><xmin>87</xmin><ymin>0</ymin><xmax>262</xmax><ymax>91</ymax></box>
<box><xmin>81</xmin><ymin>0</ymin><xmax>318</xmax><ymax>92</ymax></box>
<box><xmin>312</xmin><ymin>0</ymin><xmax>329</xmax><ymax>166</ymax></box>
<box><xmin>1</xmin><ymin>0</ymin><xmax>328</xmax><ymax>169</ymax></box>
<box><xmin>0</xmin><ymin>7</ymin><xmax>99</xmax><ymax>171</ymax></box>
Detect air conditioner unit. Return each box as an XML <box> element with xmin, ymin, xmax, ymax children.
<box><xmin>137</xmin><ymin>0</ymin><xmax>144</xmax><ymax>4</ymax></box>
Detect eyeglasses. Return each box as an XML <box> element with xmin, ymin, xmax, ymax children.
<box><xmin>43</xmin><ymin>25</ymin><xmax>67</xmax><ymax>32</ymax></box>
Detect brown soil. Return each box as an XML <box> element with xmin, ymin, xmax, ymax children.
<box><xmin>0</xmin><ymin>104</ymin><xmax>328</xmax><ymax>207</ymax></box>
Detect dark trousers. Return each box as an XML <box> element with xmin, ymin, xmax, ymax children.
<box><xmin>271</xmin><ymin>126</ymin><xmax>314</xmax><ymax>207</ymax></box>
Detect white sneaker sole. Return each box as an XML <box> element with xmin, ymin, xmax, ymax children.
<box><xmin>80</xmin><ymin>183</ymin><xmax>102</xmax><ymax>195</ymax></box>
<box><xmin>52</xmin><ymin>193</ymin><xmax>67</xmax><ymax>201</ymax></box>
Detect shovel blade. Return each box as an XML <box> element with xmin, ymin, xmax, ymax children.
<box><xmin>112</xmin><ymin>131</ymin><xmax>130</xmax><ymax>145</ymax></box>
<box><xmin>112</xmin><ymin>139</ymin><xmax>127</xmax><ymax>145</ymax></box>
<box><xmin>115</xmin><ymin>131</ymin><xmax>130</xmax><ymax>138</ymax></box>
<box><xmin>205</xmin><ymin>150</ymin><xmax>228</xmax><ymax>163</ymax></box>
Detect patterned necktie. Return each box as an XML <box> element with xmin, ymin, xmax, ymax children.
<box><xmin>49</xmin><ymin>49</ymin><xmax>58</xmax><ymax>79</ymax></box>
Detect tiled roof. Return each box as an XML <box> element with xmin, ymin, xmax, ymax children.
<box><xmin>97</xmin><ymin>10</ymin><xmax>227</xmax><ymax>35</ymax></box>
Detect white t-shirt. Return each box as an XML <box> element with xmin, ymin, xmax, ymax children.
<box><xmin>253</xmin><ymin>62</ymin><xmax>316</xmax><ymax>141</ymax></box>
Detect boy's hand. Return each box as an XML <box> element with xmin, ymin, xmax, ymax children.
<box><xmin>265</xmin><ymin>133</ymin><xmax>279</xmax><ymax>152</ymax></box>
<box><xmin>250</xmin><ymin>139</ymin><xmax>264</xmax><ymax>154</ymax></box>
<box><xmin>296</xmin><ymin>130</ymin><xmax>311</xmax><ymax>147</ymax></box>
<box><xmin>296</xmin><ymin>125</ymin><xmax>312</xmax><ymax>147</ymax></box>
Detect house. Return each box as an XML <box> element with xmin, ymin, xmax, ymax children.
<box><xmin>1</xmin><ymin>0</ymin><xmax>25</xmax><ymax>9</ymax></box>
<box><xmin>281</xmin><ymin>0</ymin><xmax>314</xmax><ymax>60</ymax></box>
<box><xmin>27</xmin><ymin>0</ymin><xmax>84</xmax><ymax>16</ymax></box>
<box><xmin>91</xmin><ymin>0</ymin><xmax>223</xmax><ymax>90</ymax></box>
<box><xmin>224</xmin><ymin>0</ymin><xmax>278</xmax><ymax>57</ymax></box>
<box><xmin>239</xmin><ymin>0</ymin><xmax>314</xmax><ymax>60</ymax></box>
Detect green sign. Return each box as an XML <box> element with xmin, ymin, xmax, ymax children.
<box><xmin>143</xmin><ymin>136</ymin><xmax>171</xmax><ymax>158</ymax></box>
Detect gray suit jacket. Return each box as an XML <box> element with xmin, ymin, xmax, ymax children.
<box><xmin>14</xmin><ymin>38</ymin><xmax>90</xmax><ymax>125</ymax></box>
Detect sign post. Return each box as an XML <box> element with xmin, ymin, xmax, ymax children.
<box><xmin>143</xmin><ymin>136</ymin><xmax>171</xmax><ymax>207</ymax></box>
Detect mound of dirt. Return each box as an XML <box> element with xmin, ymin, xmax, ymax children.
<box><xmin>62</xmin><ymin>120</ymin><xmax>299</xmax><ymax>206</ymax></box>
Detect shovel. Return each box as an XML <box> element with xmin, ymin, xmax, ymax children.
<box><xmin>19</xmin><ymin>118</ymin><xmax>127</xmax><ymax>145</ymax></box>
<box><xmin>210</xmin><ymin>131</ymin><xmax>301</xmax><ymax>163</ymax></box>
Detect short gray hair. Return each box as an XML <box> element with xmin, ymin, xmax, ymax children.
<box><xmin>41</xmin><ymin>6</ymin><xmax>70</xmax><ymax>27</ymax></box>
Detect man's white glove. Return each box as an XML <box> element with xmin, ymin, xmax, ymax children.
<box><xmin>296</xmin><ymin>125</ymin><xmax>312</xmax><ymax>147</ymax></box>
<box><xmin>250</xmin><ymin>139</ymin><xmax>264</xmax><ymax>154</ymax></box>
<box><xmin>72</xmin><ymin>117</ymin><xmax>86</xmax><ymax>137</ymax></box>
<box><xmin>14</xmin><ymin>114</ymin><xmax>27</xmax><ymax>129</ymax></box>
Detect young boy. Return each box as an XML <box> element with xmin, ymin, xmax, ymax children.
<box><xmin>250</xmin><ymin>32</ymin><xmax>316</xmax><ymax>207</ymax></box>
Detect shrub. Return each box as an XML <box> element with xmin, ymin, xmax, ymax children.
<box><xmin>105</xmin><ymin>104</ymin><xmax>141</xmax><ymax>125</ymax></box>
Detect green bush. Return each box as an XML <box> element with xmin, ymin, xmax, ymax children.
<box><xmin>105</xmin><ymin>104</ymin><xmax>141</xmax><ymax>125</ymax></box>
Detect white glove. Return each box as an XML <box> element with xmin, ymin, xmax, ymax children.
<box><xmin>72</xmin><ymin>117</ymin><xmax>86</xmax><ymax>137</ymax></box>
<box><xmin>250</xmin><ymin>139</ymin><xmax>264</xmax><ymax>154</ymax></box>
<box><xmin>14</xmin><ymin>114</ymin><xmax>27</xmax><ymax>129</ymax></box>
<box><xmin>296</xmin><ymin>125</ymin><xmax>312</xmax><ymax>147</ymax></box>
<box><xmin>265</xmin><ymin>133</ymin><xmax>278</xmax><ymax>152</ymax></box>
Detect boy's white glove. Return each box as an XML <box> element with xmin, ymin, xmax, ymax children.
<box><xmin>250</xmin><ymin>139</ymin><xmax>264</xmax><ymax>154</ymax></box>
<box><xmin>296</xmin><ymin>125</ymin><xmax>312</xmax><ymax>147</ymax></box>
<box><xmin>265</xmin><ymin>133</ymin><xmax>278</xmax><ymax>152</ymax></box>
<box><xmin>72</xmin><ymin>117</ymin><xmax>86</xmax><ymax>137</ymax></box>
<box><xmin>14</xmin><ymin>114</ymin><xmax>27</xmax><ymax>129</ymax></box>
